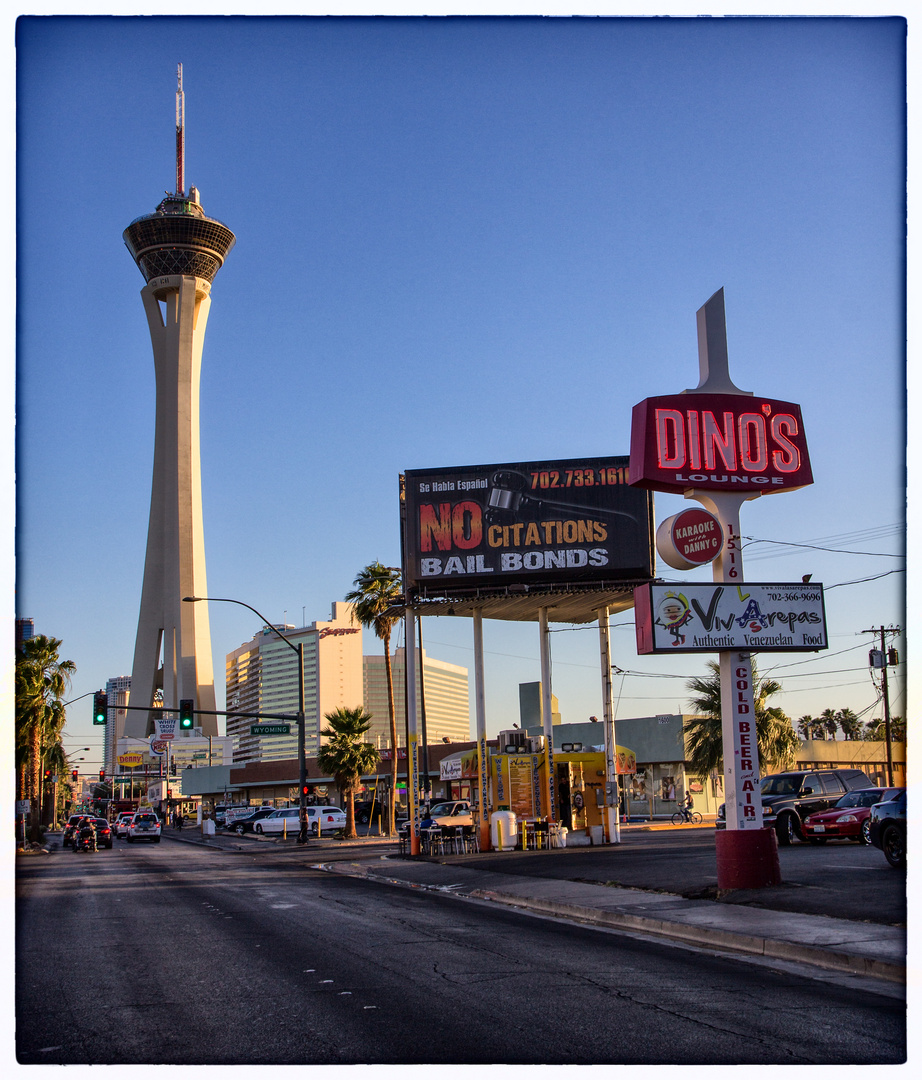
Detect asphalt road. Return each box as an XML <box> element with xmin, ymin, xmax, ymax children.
<box><xmin>15</xmin><ymin>834</ymin><xmax>905</xmax><ymax>1065</ymax></box>
<box><xmin>439</xmin><ymin>828</ymin><xmax>907</xmax><ymax>923</ymax></box>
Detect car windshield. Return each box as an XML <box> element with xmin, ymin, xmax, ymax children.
<box><xmin>835</xmin><ymin>790</ymin><xmax>884</xmax><ymax>809</ymax></box>
<box><xmin>760</xmin><ymin>775</ymin><xmax>804</xmax><ymax>796</ymax></box>
<box><xmin>136</xmin><ymin>815</ymin><xmax>157</xmax><ymax>825</ymax></box>
<box><xmin>430</xmin><ymin>804</ymin><xmax>456</xmax><ymax>815</ymax></box>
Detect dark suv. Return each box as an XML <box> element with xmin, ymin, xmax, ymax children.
<box><xmin>718</xmin><ymin>768</ymin><xmax>871</xmax><ymax>845</ymax></box>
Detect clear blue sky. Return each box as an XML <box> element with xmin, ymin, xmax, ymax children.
<box><xmin>11</xmin><ymin>10</ymin><xmax>907</xmax><ymax>767</ymax></box>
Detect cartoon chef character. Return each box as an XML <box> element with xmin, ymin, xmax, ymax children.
<box><xmin>655</xmin><ymin>592</ymin><xmax>692</xmax><ymax>646</ymax></box>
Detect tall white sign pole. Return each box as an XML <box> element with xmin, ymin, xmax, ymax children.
<box><xmin>681</xmin><ymin>291</ymin><xmax>778</xmax><ymax>887</ymax></box>
<box><xmin>683</xmin><ymin>293</ymin><xmax>764</xmax><ymax>832</ymax></box>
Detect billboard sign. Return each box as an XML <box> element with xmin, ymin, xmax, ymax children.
<box><xmin>634</xmin><ymin>582</ymin><xmax>828</xmax><ymax>654</ymax></box>
<box><xmin>403</xmin><ymin>456</ymin><xmax>653</xmax><ymax>593</ymax></box>
<box><xmin>629</xmin><ymin>393</ymin><xmax>813</xmax><ymax>495</ymax></box>
<box><xmin>154</xmin><ymin>712</ymin><xmax>177</xmax><ymax>741</ymax></box>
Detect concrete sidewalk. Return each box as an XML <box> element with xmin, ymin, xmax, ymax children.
<box><xmin>164</xmin><ymin>825</ymin><xmax>906</xmax><ymax>987</ymax></box>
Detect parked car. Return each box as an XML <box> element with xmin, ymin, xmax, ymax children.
<box><xmin>803</xmin><ymin>787</ymin><xmax>902</xmax><ymax>845</ymax></box>
<box><xmin>227</xmin><ymin>807</ymin><xmax>277</xmax><ymax>834</ymax></box>
<box><xmin>353</xmin><ymin>800</ymin><xmax>383</xmax><ymax>825</ymax></box>
<box><xmin>114</xmin><ymin>812</ymin><xmax>135</xmax><ymax>838</ymax></box>
<box><xmin>307</xmin><ymin>806</ymin><xmax>347</xmax><ymax>836</ymax></box>
<box><xmin>126</xmin><ymin>811</ymin><xmax>162</xmax><ymax>843</ymax></box>
<box><xmin>716</xmin><ymin>769</ymin><xmax>871</xmax><ymax>844</ymax></box>
<box><xmin>253</xmin><ymin>808</ymin><xmax>302</xmax><ymax>835</ymax></box>
<box><xmin>869</xmin><ymin>788</ymin><xmax>906</xmax><ymax>868</ymax></box>
<box><xmin>399</xmin><ymin>800</ymin><xmax>473</xmax><ymax>835</ymax></box>
<box><xmin>62</xmin><ymin>814</ymin><xmax>87</xmax><ymax>848</ymax></box>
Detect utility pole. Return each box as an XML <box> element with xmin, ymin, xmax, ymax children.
<box><xmin>863</xmin><ymin>625</ymin><xmax>900</xmax><ymax>786</ymax></box>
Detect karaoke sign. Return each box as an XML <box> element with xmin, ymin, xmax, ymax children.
<box><xmin>403</xmin><ymin>456</ymin><xmax>654</xmax><ymax>592</ymax></box>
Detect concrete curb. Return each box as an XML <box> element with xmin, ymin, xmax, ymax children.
<box><xmin>316</xmin><ymin>859</ymin><xmax>905</xmax><ymax>986</ymax></box>
<box><xmin>468</xmin><ymin>888</ymin><xmax>906</xmax><ymax>984</ymax></box>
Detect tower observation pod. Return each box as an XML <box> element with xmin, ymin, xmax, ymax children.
<box><xmin>122</xmin><ymin>66</ymin><xmax>235</xmax><ymax>738</ymax></box>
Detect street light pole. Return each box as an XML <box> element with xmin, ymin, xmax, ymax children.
<box><xmin>183</xmin><ymin>595</ymin><xmax>308</xmax><ymax>844</ymax></box>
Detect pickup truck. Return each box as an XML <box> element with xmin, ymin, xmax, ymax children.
<box><xmin>399</xmin><ymin>800</ymin><xmax>473</xmax><ymax>835</ymax></box>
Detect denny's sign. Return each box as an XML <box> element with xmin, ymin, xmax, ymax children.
<box><xmin>629</xmin><ymin>394</ymin><xmax>812</xmax><ymax>495</ymax></box>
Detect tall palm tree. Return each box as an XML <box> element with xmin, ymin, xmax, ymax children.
<box><xmin>684</xmin><ymin>660</ymin><xmax>801</xmax><ymax>778</ymax></box>
<box><xmin>818</xmin><ymin>708</ymin><xmax>839</xmax><ymax>740</ymax></box>
<box><xmin>796</xmin><ymin>714</ymin><xmax>824</xmax><ymax>741</ymax></box>
<box><xmin>836</xmin><ymin>707</ymin><xmax>862</xmax><ymax>741</ymax></box>
<box><xmin>345</xmin><ymin>562</ymin><xmax>402</xmax><ymax>836</ymax></box>
<box><xmin>15</xmin><ymin>635</ymin><xmax>76</xmax><ymax>842</ymax></box>
<box><xmin>316</xmin><ymin>706</ymin><xmax>380</xmax><ymax>839</ymax></box>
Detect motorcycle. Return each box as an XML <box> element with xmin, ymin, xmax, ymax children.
<box><xmin>73</xmin><ymin>822</ymin><xmax>98</xmax><ymax>852</ymax></box>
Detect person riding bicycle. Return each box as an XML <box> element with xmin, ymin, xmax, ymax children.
<box><xmin>680</xmin><ymin>790</ymin><xmax>694</xmax><ymax>823</ymax></box>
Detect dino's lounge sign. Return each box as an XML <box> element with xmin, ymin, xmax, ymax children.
<box><xmin>629</xmin><ymin>394</ymin><xmax>813</xmax><ymax>495</ymax></box>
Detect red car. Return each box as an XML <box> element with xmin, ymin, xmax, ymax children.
<box><xmin>803</xmin><ymin>787</ymin><xmax>902</xmax><ymax>845</ymax></box>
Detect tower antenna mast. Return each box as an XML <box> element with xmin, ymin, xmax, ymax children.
<box><xmin>175</xmin><ymin>63</ymin><xmax>185</xmax><ymax>196</ymax></box>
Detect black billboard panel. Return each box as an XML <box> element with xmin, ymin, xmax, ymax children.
<box><xmin>403</xmin><ymin>457</ymin><xmax>654</xmax><ymax>594</ymax></box>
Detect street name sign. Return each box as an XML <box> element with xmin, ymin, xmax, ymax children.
<box><xmin>251</xmin><ymin>723</ymin><xmax>291</xmax><ymax>736</ymax></box>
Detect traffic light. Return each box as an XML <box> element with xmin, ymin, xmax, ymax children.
<box><xmin>93</xmin><ymin>691</ymin><xmax>108</xmax><ymax>725</ymax></box>
<box><xmin>170</xmin><ymin>760</ymin><xmax>177</xmax><ymax>776</ymax></box>
<box><xmin>98</xmin><ymin>769</ymin><xmax>105</xmax><ymax>782</ymax></box>
<box><xmin>71</xmin><ymin>769</ymin><xmax>78</xmax><ymax>782</ymax></box>
<box><xmin>179</xmin><ymin>699</ymin><xmax>194</xmax><ymax>729</ymax></box>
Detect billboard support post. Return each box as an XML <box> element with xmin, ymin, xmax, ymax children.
<box><xmin>598</xmin><ymin>606</ymin><xmax>621</xmax><ymax>844</ymax></box>
<box><xmin>405</xmin><ymin>610</ymin><xmax>420</xmax><ymax>856</ymax></box>
<box><xmin>539</xmin><ymin>608</ymin><xmax>556</xmax><ymax>823</ymax></box>
<box><xmin>473</xmin><ymin>608</ymin><xmax>491</xmax><ymax>851</ymax></box>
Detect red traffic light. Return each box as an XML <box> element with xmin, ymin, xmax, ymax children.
<box><xmin>98</xmin><ymin>769</ymin><xmax>105</xmax><ymax>782</ymax></box>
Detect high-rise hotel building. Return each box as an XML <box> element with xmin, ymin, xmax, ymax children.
<box><xmin>363</xmin><ymin>647</ymin><xmax>471</xmax><ymax>747</ymax></box>
<box><xmin>226</xmin><ymin>602</ymin><xmax>364</xmax><ymax>764</ymax></box>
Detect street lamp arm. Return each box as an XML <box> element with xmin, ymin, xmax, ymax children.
<box><xmin>182</xmin><ymin>596</ymin><xmax>298</xmax><ymax>656</ymax></box>
<box><xmin>183</xmin><ymin>593</ymin><xmax>309</xmax><ymax>845</ymax></box>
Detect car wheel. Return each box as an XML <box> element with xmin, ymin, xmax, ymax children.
<box><xmin>859</xmin><ymin>819</ymin><xmax>872</xmax><ymax>845</ymax></box>
<box><xmin>255</xmin><ymin>824</ymin><xmax>263</xmax><ymax>834</ymax></box>
<box><xmin>776</xmin><ymin>813</ymin><xmax>799</xmax><ymax>845</ymax></box>
<box><xmin>881</xmin><ymin>824</ymin><xmax>904</xmax><ymax>868</ymax></box>
<box><xmin>235</xmin><ymin>824</ymin><xmax>245</xmax><ymax>834</ymax></box>
<box><xmin>154</xmin><ymin>837</ymin><xmax>160</xmax><ymax>843</ymax></box>
<box><xmin>126</xmin><ymin>835</ymin><xmax>133</xmax><ymax>843</ymax></box>
<box><xmin>311</xmin><ymin>823</ymin><xmax>319</xmax><ymax>836</ymax></box>
<box><xmin>358</xmin><ymin>813</ymin><xmax>369</xmax><ymax>825</ymax></box>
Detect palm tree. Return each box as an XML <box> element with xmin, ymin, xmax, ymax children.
<box><xmin>818</xmin><ymin>708</ymin><xmax>839</xmax><ymax>740</ymax></box>
<box><xmin>796</xmin><ymin>715</ymin><xmax>820</xmax><ymax>740</ymax></box>
<box><xmin>345</xmin><ymin>562</ymin><xmax>403</xmax><ymax>835</ymax></box>
<box><xmin>684</xmin><ymin>660</ymin><xmax>800</xmax><ymax>778</ymax></box>
<box><xmin>316</xmin><ymin>707</ymin><xmax>380</xmax><ymax>839</ymax></box>
<box><xmin>836</xmin><ymin>707</ymin><xmax>862</xmax><ymax>741</ymax></box>
<box><xmin>15</xmin><ymin>635</ymin><xmax>76</xmax><ymax>842</ymax></box>
<box><xmin>863</xmin><ymin>716</ymin><xmax>906</xmax><ymax>742</ymax></box>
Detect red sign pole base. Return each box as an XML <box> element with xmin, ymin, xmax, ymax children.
<box><xmin>715</xmin><ymin>828</ymin><xmax>782</xmax><ymax>890</ymax></box>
